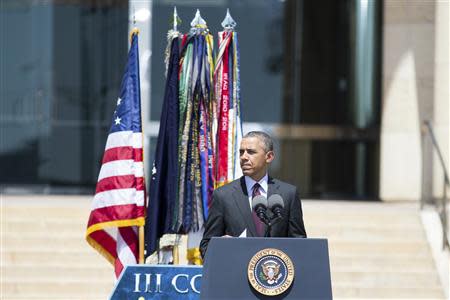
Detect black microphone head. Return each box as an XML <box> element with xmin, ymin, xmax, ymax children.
<box><xmin>252</xmin><ymin>195</ymin><xmax>268</xmax><ymax>211</ymax></box>
<box><xmin>267</xmin><ymin>194</ymin><xmax>284</xmax><ymax>209</ymax></box>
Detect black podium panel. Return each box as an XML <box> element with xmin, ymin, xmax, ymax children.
<box><xmin>201</xmin><ymin>238</ymin><xmax>332</xmax><ymax>300</ymax></box>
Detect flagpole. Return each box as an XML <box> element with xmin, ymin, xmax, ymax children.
<box><xmin>172</xmin><ymin>6</ymin><xmax>179</xmax><ymax>266</ymax></box>
<box><xmin>139</xmin><ymin>226</ymin><xmax>145</xmax><ymax>263</ymax></box>
<box><xmin>135</xmin><ymin>22</ymin><xmax>146</xmax><ymax>263</ymax></box>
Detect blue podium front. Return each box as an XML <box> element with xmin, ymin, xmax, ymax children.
<box><xmin>110</xmin><ymin>265</ymin><xmax>202</xmax><ymax>300</ymax></box>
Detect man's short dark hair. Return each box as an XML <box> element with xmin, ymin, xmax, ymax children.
<box><xmin>243</xmin><ymin>131</ymin><xmax>274</xmax><ymax>153</ymax></box>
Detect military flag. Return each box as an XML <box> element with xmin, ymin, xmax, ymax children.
<box><xmin>215</xmin><ymin>9</ymin><xmax>243</xmax><ymax>188</ymax></box>
<box><xmin>177</xmin><ymin>10</ymin><xmax>215</xmax><ymax>235</ymax></box>
<box><xmin>144</xmin><ymin>26</ymin><xmax>181</xmax><ymax>256</ymax></box>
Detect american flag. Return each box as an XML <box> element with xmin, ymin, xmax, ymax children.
<box><xmin>86</xmin><ymin>30</ymin><xmax>146</xmax><ymax>277</ymax></box>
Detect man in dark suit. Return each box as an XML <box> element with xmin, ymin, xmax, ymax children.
<box><xmin>200</xmin><ymin>131</ymin><xmax>307</xmax><ymax>258</ymax></box>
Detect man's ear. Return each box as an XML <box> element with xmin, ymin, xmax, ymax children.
<box><xmin>266</xmin><ymin>151</ymin><xmax>274</xmax><ymax>163</ymax></box>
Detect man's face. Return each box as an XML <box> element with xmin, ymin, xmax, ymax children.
<box><xmin>239</xmin><ymin>137</ymin><xmax>274</xmax><ymax>181</ymax></box>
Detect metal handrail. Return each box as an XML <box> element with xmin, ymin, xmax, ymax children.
<box><xmin>423</xmin><ymin>120</ymin><xmax>449</xmax><ymax>250</ymax></box>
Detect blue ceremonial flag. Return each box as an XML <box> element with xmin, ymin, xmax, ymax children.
<box><xmin>144</xmin><ymin>33</ymin><xmax>180</xmax><ymax>256</ymax></box>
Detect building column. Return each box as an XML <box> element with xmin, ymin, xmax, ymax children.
<box><xmin>380</xmin><ymin>0</ymin><xmax>436</xmax><ymax>201</ymax></box>
<box><xmin>432</xmin><ymin>1</ymin><xmax>449</xmax><ymax>200</ymax></box>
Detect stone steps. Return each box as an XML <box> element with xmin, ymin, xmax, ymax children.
<box><xmin>331</xmin><ymin>270</ymin><xmax>442</xmax><ymax>288</ymax></box>
<box><xmin>1</xmin><ymin>235</ymin><xmax>432</xmax><ymax>252</ymax></box>
<box><xmin>6</xmin><ymin>271</ymin><xmax>438</xmax><ymax>290</ymax></box>
<box><xmin>2</xmin><ymin>226</ymin><xmax>426</xmax><ymax>241</ymax></box>
<box><xmin>332</xmin><ymin>286</ymin><xmax>445</xmax><ymax>299</ymax></box>
<box><xmin>302</xmin><ymin>201</ymin><xmax>445</xmax><ymax>299</ymax></box>
<box><xmin>2</xmin><ymin>265</ymin><xmax>113</xmax><ymax>281</ymax></box>
<box><xmin>3</xmin><ymin>220</ymin><xmax>88</xmax><ymax>233</ymax></box>
<box><xmin>330</xmin><ymin>255</ymin><xmax>436</xmax><ymax>272</ymax></box>
<box><xmin>2</xmin><ymin>250</ymin><xmax>436</xmax><ymax>271</ymax></box>
<box><xmin>1</xmin><ymin>196</ymin><xmax>446</xmax><ymax>299</ymax></box>
<box><xmin>2</xmin><ymin>281</ymin><xmax>113</xmax><ymax>300</ymax></box>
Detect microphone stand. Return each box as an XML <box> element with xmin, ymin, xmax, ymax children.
<box><xmin>263</xmin><ymin>215</ymin><xmax>283</xmax><ymax>237</ymax></box>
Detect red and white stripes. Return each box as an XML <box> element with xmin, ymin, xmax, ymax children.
<box><xmin>86</xmin><ymin>130</ymin><xmax>146</xmax><ymax>277</ymax></box>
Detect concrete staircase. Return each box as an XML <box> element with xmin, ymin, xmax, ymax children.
<box><xmin>1</xmin><ymin>196</ymin><xmax>446</xmax><ymax>299</ymax></box>
<box><xmin>2</xmin><ymin>196</ymin><xmax>114</xmax><ymax>300</ymax></box>
<box><xmin>303</xmin><ymin>200</ymin><xmax>446</xmax><ymax>299</ymax></box>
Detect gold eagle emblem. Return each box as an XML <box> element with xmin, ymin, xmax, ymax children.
<box><xmin>248</xmin><ymin>248</ymin><xmax>295</xmax><ymax>296</ymax></box>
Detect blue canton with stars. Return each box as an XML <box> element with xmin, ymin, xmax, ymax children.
<box><xmin>109</xmin><ymin>33</ymin><xmax>142</xmax><ymax>134</ymax></box>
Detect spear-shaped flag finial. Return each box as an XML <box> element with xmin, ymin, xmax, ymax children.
<box><xmin>190</xmin><ymin>9</ymin><xmax>207</xmax><ymax>28</ymax></box>
<box><xmin>173</xmin><ymin>6</ymin><xmax>178</xmax><ymax>31</ymax></box>
<box><xmin>221</xmin><ymin>8</ymin><xmax>236</xmax><ymax>30</ymax></box>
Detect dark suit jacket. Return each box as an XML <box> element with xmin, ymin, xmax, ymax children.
<box><xmin>200</xmin><ymin>176</ymin><xmax>307</xmax><ymax>258</ymax></box>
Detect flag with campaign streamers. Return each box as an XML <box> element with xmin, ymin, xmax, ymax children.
<box><xmin>214</xmin><ymin>15</ymin><xmax>243</xmax><ymax>189</ymax></box>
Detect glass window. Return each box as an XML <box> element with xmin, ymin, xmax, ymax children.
<box><xmin>1</xmin><ymin>1</ymin><xmax>128</xmax><ymax>192</ymax></box>
<box><xmin>2</xmin><ymin>0</ymin><xmax>381</xmax><ymax>199</ymax></box>
<box><xmin>149</xmin><ymin>0</ymin><xmax>381</xmax><ymax>199</ymax></box>
<box><xmin>150</xmin><ymin>0</ymin><xmax>285</xmax><ymax>123</ymax></box>
<box><xmin>271</xmin><ymin>139</ymin><xmax>379</xmax><ymax>199</ymax></box>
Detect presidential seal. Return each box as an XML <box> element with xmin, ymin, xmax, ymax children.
<box><xmin>247</xmin><ymin>248</ymin><xmax>295</xmax><ymax>296</ymax></box>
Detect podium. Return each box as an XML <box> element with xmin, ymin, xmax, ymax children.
<box><xmin>201</xmin><ymin>237</ymin><xmax>332</xmax><ymax>300</ymax></box>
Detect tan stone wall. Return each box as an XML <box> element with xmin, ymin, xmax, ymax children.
<box><xmin>432</xmin><ymin>1</ymin><xmax>450</xmax><ymax>199</ymax></box>
<box><xmin>380</xmin><ymin>0</ymin><xmax>437</xmax><ymax>201</ymax></box>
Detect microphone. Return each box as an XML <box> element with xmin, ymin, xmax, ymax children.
<box><xmin>252</xmin><ymin>195</ymin><xmax>269</xmax><ymax>225</ymax></box>
<box><xmin>267</xmin><ymin>194</ymin><xmax>284</xmax><ymax>220</ymax></box>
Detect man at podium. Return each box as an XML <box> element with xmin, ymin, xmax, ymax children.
<box><xmin>200</xmin><ymin>131</ymin><xmax>307</xmax><ymax>258</ymax></box>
